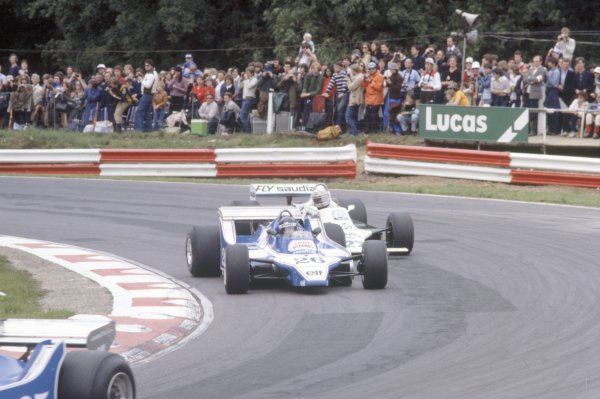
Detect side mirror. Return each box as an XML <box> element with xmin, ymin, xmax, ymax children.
<box><xmin>347</xmin><ymin>204</ymin><xmax>355</xmax><ymax>212</ymax></box>
<box><xmin>267</xmin><ymin>228</ymin><xmax>277</xmax><ymax>236</ymax></box>
<box><xmin>312</xmin><ymin>227</ymin><xmax>322</xmax><ymax>235</ymax></box>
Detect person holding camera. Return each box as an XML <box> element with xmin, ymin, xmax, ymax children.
<box><xmin>554</xmin><ymin>27</ymin><xmax>576</xmax><ymax>63</ymax></box>
<box><xmin>257</xmin><ymin>64</ymin><xmax>277</xmax><ymax>119</ymax></box>
<box><xmin>134</xmin><ymin>59</ymin><xmax>158</xmax><ymax>132</ymax></box>
<box><xmin>418</xmin><ymin>58</ymin><xmax>441</xmax><ymax>104</ymax></box>
<box><xmin>362</xmin><ymin>62</ymin><xmax>384</xmax><ymax>133</ymax></box>
<box><xmin>277</xmin><ymin>61</ymin><xmax>302</xmax><ymax>122</ymax></box>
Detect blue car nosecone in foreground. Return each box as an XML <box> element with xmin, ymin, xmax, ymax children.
<box><xmin>0</xmin><ymin>318</ymin><xmax>135</xmax><ymax>399</ymax></box>
<box><xmin>186</xmin><ymin>205</ymin><xmax>389</xmax><ymax>294</ymax></box>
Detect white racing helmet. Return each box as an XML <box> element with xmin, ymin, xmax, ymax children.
<box><xmin>311</xmin><ymin>186</ymin><xmax>331</xmax><ymax>209</ymax></box>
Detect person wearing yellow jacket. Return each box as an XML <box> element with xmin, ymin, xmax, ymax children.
<box><xmin>362</xmin><ymin>62</ymin><xmax>384</xmax><ymax>133</ymax></box>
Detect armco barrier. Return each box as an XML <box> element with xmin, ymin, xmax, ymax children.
<box><xmin>100</xmin><ymin>163</ymin><xmax>217</xmax><ymax>177</ymax></box>
<box><xmin>215</xmin><ymin>144</ymin><xmax>357</xmax><ymax>163</ymax></box>
<box><xmin>366</xmin><ymin>142</ymin><xmax>511</xmax><ymax>167</ymax></box>
<box><xmin>0</xmin><ymin>164</ymin><xmax>101</xmax><ymax>175</ymax></box>
<box><xmin>100</xmin><ymin>149</ymin><xmax>216</xmax><ymax>163</ymax></box>
<box><xmin>0</xmin><ymin>149</ymin><xmax>100</xmax><ymax>163</ymax></box>
<box><xmin>365</xmin><ymin>142</ymin><xmax>600</xmax><ymax>188</ymax></box>
<box><xmin>0</xmin><ymin>146</ymin><xmax>357</xmax><ymax>179</ymax></box>
<box><xmin>365</xmin><ymin>157</ymin><xmax>511</xmax><ymax>183</ymax></box>
<box><xmin>510</xmin><ymin>153</ymin><xmax>600</xmax><ymax>174</ymax></box>
<box><xmin>217</xmin><ymin>161</ymin><xmax>356</xmax><ymax>178</ymax></box>
<box><xmin>511</xmin><ymin>170</ymin><xmax>600</xmax><ymax>188</ymax></box>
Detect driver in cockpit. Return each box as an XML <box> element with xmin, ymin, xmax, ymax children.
<box><xmin>278</xmin><ymin>216</ymin><xmax>302</xmax><ymax>237</ymax></box>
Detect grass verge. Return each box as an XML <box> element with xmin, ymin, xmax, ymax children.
<box><xmin>0</xmin><ymin>255</ymin><xmax>73</xmax><ymax>319</ymax></box>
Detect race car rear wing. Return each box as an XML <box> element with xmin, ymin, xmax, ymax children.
<box><xmin>219</xmin><ymin>205</ymin><xmax>302</xmax><ymax>221</ymax></box>
<box><xmin>0</xmin><ymin>317</ymin><xmax>115</xmax><ymax>351</ymax></box>
<box><xmin>250</xmin><ymin>183</ymin><xmax>328</xmax><ymax>204</ymax></box>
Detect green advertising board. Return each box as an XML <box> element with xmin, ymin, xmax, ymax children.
<box><xmin>418</xmin><ymin>104</ymin><xmax>529</xmax><ymax>143</ymax></box>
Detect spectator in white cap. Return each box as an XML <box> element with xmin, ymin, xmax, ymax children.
<box><xmin>418</xmin><ymin>57</ymin><xmax>441</xmax><ymax>103</ymax></box>
<box><xmin>463</xmin><ymin>56</ymin><xmax>474</xmax><ymax>90</ymax></box>
<box><xmin>362</xmin><ymin>61</ymin><xmax>384</xmax><ymax>132</ymax></box>
<box><xmin>464</xmin><ymin>61</ymin><xmax>481</xmax><ymax>105</ymax></box>
<box><xmin>96</xmin><ymin>64</ymin><xmax>106</xmax><ymax>73</ymax></box>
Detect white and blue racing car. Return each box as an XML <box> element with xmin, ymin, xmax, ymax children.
<box><xmin>0</xmin><ymin>318</ymin><xmax>135</xmax><ymax>399</ymax></box>
<box><xmin>186</xmin><ymin>205</ymin><xmax>388</xmax><ymax>293</ymax></box>
<box><xmin>245</xmin><ymin>183</ymin><xmax>414</xmax><ymax>255</ymax></box>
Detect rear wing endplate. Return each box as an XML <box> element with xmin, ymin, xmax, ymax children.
<box><xmin>0</xmin><ymin>317</ymin><xmax>115</xmax><ymax>351</ymax></box>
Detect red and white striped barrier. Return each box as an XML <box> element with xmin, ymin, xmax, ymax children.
<box><xmin>365</xmin><ymin>142</ymin><xmax>600</xmax><ymax>188</ymax></box>
<box><xmin>0</xmin><ymin>145</ymin><xmax>357</xmax><ymax>179</ymax></box>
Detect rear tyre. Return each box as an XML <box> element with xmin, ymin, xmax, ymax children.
<box><xmin>186</xmin><ymin>226</ymin><xmax>221</xmax><ymax>277</ymax></box>
<box><xmin>386</xmin><ymin>212</ymin><xmax>414</xmax><ymax>254</ymax></box>
<box><xmin>58</xmin><ymin>351</ymin><xmax>135</xmax><ymax>399</ymax></box>
<box><xmin>225</xmin><ymin>244</ymin><xmax>250</xmax><ymax>294</ymax></box>
<box><xmin>361</xmin><ymin>240</ymin><xmax>388</xmax><ymax>289</ymax></box>
<box><xmin>336</xmin><ymin>198</ymin><xmax>367</xmax><ymax>224</ymax></box>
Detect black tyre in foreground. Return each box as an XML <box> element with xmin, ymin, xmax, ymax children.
<box><xmin>336</xmin><ymin>198</ymin><xmax>368</xmax><ymax>224</ymax></box>
<box><xmin>225</xmin><ymin>244</ymin><xmax>250</xmax><ymax>294</ymax></box>
<box><xmin>58</xmin><ymin>351</ymin><xmax>135</xmax><ymax>399</ymax></box>
<box><xmin>361</xmin><ymin>240</ymin><xmax>388</xmax><ymax>289</ymax></box>
<box><xmin>386</xmin><ymin>212</ymin><xmax>414</xmax><ymax>254</ymax></box>
<box><xmin>186</xmin><ymin>225</ymin><xmax>221</xmax><ymax>277</ymax></box>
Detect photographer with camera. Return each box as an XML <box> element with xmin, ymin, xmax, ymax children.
<box><xmin>554</xmin><ymin>27</ymin><xmax>576</xmax><ymax>63</ymax></box>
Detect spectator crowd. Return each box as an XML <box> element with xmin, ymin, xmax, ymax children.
<box><xmin>1</xmin><ymin>27</ymin><xmax>599</xmax><ymax>138</ymax></box>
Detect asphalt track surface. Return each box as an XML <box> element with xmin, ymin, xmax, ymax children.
<box><xmin>1</xmin><ymin>176</ymin><xmax>600</xmax><ymax>399</ymax></box>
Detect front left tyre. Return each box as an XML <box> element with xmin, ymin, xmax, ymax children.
<box><xmin>186</xmin><ymin>225</ymin><xmax>221</xmax><ymax>277</ymax></box>
<box><xmin>58</xmin><ymin>351</ymin><xmax>135</xmax><ymax>399</ymax></box>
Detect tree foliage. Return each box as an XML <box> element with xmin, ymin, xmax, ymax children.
<box><xmin>1</xmin><ymin>0</ymin><xmax>599</xmax><ymax>74</ymax></box>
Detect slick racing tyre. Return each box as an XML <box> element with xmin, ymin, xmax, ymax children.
<box><xmin>361</xmin><ymin>240</ymin><xmax>388</xmax><ymax>290</ymax></box>
<box><xmin>225</xmin><ymin>244</ymin><xmax>250</xmax><ymax>294</ymax></box>
<box><xmin>58</xmin><ymin>351</ymin><xmax>135</xmax><ymax>399</ymax></box>
<box><xmin>386</xmin><ymin>212</ymin><xmax>414</xmax><ymax>254</ymax></box>
<box><xmin>186</xmin><ymin>225</ymin><xmax>221</xmax><ymax>277</ymax></box>
<box><xmin>336</xmin><ymin>198</ymin><xmax>367</xmax><ymax>224</ymax></box>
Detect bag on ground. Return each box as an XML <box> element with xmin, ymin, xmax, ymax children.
<box><xmin>317</xmin><ymin>125</ymin><xmax>342</xmax><ymax>141</ymax></box>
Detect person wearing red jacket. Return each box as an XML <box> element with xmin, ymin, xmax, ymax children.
<box><xmin>362</xmin><ymin>62</ymin><xmax>384</xmax><ymax>133</ymax></box>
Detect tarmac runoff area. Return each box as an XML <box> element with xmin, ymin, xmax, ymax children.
<box><xmin>0</xmin><ymin>235</ymin><xmax>212</xmax><ymax>365</ymax></box>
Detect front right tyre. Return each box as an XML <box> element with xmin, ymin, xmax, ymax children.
<box><xmin>58</xmin><ymin>351</ymin><xmax>135</xmax><ymax>399</ymax></box>
<box><xmin>361</xmin><ymin>240</ymin><xmax>388</xmax><ymax>289</ymax></box>
<box><xmin>225</xmin><ymin>244</ymin><xmax>250</xmax><ymax>294</ymax></box>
